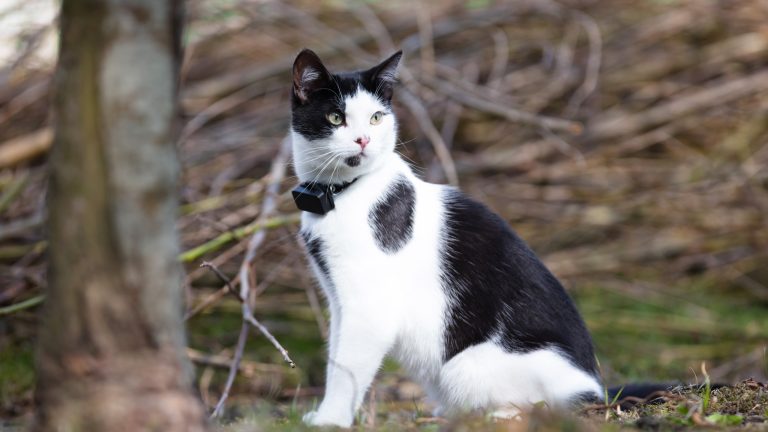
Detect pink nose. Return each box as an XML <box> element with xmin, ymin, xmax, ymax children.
<box><xmin>355</xmin><ymin>136</ymin><xmax>370</xmax><ymax>149</ymax></box>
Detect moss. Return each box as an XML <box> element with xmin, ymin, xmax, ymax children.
<box><xmin>0</xmin><ymin>342</ymin><xmax>34</xmax><ymax>414</ymax></box>
<box><xmin>573</xmin><ymin>280</ymin><xmax>768</xmax><ymax>382</ymax></box>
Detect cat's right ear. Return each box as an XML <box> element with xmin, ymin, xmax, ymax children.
<box><xmin>293</xmin><ymin>49</ymin><xmax>332</xmax><ymax>104</ymax></box>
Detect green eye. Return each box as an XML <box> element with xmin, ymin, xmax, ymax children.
<box><xmin>327</xmin><ymin>112</ymin><xmax>343</xmax><ymax>125</ymax></box>
<box><xmin>370</xmin><ymin>111</ymin><xmax>384</xmax><ymax>125</ymax></box>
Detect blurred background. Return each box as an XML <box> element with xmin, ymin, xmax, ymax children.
<box><xmin>1</xmin><ymin>0</ymin><xmax>767</xmax><ymax>425</ymax></box>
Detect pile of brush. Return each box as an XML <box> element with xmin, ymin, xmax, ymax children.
<box><xmin>1</xmin><ymin>0</ymin><xmax>766</xmax><ymax>418</ymax></box>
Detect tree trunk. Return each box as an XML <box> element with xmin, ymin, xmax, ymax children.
<box><xmin>34</xmin><ymin>0</ymin><xmax>207</xmax><ymax>430</ymax></box>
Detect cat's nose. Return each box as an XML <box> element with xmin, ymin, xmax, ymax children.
<box><xmin>354</xmin><ymin>136</ymin><xmax>370</xmax><ymax>150</ymax></box>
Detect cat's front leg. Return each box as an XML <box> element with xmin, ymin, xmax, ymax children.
<box><xmin>304</xmin><ymin>307</ymin><xmax>395</xmax><ymax>427</ymax></box>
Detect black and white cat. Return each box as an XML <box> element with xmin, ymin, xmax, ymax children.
<box><xmin>290</xmin><ymin>49</ymin><xmax>603</xmax><ymax>427</ymax></box>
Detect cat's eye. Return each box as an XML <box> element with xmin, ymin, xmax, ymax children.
<box><xmin>327</xmin><ymin>112</ymin><xmax>343</xmax><ymax>125</ymax></box>
<box><xmin>370</xmin><ymin>111</ymin><xmax>384</xmax><ymax>125</ymax></box>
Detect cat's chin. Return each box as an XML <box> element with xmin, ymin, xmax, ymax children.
<box><xmin>344</xmin><ymin>154</ymin><xmax>362</xmax><ymax>167</ymax></box>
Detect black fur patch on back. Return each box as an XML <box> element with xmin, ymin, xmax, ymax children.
<box><xmin>369</xmin><ymin>176</ymin><xmax>415</xmax><ymax>254</ymax></box>
<box><xmin>301</xmin><ymin>231</ymin><xmax>330</xmax><ymax>279</ymax></box>
<box><xmin>440</xmin><ymin>189</ymin><xmax>599</xmax><ymax>376</ymax></box>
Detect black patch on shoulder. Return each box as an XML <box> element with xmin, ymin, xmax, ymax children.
<box><xmin>300</xmin><ymin>231</ymin><xmax>330</xmax><ymax>279</ymax></box>
<box><xmin>368</xmin><ymin>176</ymin><xmax>415</xmax><ymax>254</ymax></box>
<box><xmin>440</xmin><ymin>190</ymin><xmax>599</xmax><ymax>377</ymax></box>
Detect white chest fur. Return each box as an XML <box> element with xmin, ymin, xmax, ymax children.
<box><xmin>300</xmin><ymin>157</ymin><xmax>449</xmax><ymax>421</ymax></box>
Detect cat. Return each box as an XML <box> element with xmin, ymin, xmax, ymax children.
<box><xmin>290</xmin><ymin>49</ymin><xmax>604</xmax><ymax>427</ymax></box>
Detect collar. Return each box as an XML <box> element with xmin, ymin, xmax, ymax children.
<box><xmin>292</xmin><ymin>178</ymin><xmax>359</xmax><ymax>215</ymax></box>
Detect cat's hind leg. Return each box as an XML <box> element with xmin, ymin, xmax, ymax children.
<box><xmin>436</xmin><ymin>340</ymin><xmax>602</xmax><ymax>415</ymax></box>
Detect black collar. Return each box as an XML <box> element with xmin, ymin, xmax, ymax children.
<box><xmin>292</xmin><ymin>178</ymin><xmax>358</xmax><ymax>215</ymax></box>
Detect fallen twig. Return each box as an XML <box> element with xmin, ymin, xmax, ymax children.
<box><xmin>0</xmin><ymin>170</ymin><xmax>30</xmax><ymax>214</ymax></box>
<box><xmin>0</xmin><ymin>294</ymin><xmax>44</xmax><ymax>316</ymax></box>
<box><xmin>202</xmin><ymin>261</ymin><xmax>296</xmax><ymax>364</ymax></box>
<box><xmin>202</xmin><ymin>259</ymin><xmax>296</xmax><ymax>418</ymax></box>
<box><xmin>588</xmin><ymin>69</ymin><xmax>768</xmax><ymax>141</ymax></box>
<box><xmin>179</xmin><ymin>212</ymin><xmax>300</xmax><ymax>262</ymax></box>
<box><xmin>420</xmin><ymin>74</ymin><xmax>583</xmax><ymax>133</ymax></box>
<box><xmin>187</xmin><ymin>347</ymin><xmax>284</xmax><ymax>374</ymax></box>
<box><xmin>0</xmin><ymin>128</ymin><xmax>53</xmax><ymax>168</ymax></box>
<box><xmin>565</xmin><ymin>10</ymin><xmax>602</xmax><ymax>116</ymax></box>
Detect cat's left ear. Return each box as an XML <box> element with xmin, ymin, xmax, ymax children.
<box><xmin>365</xmin><ymin>51</ymin><xmax>403</xmax><ymax>100</ymax></box>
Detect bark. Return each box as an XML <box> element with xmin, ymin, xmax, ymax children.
<box><xmin>34</xmin><ymin>0</ymin><xmax>207</xmax><ymax>430</ymax></box>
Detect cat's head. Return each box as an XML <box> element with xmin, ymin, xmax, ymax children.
<box><xmin>290</xmin><ymin>49</ymin><xmax>402</xmax><ymax>184</ymax></box>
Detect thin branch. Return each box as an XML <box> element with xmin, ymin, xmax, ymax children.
<box><xmin>184</xmin><ymin>283</ymin><xmax>234</xmax><ymax>321</ymax></box>
<box><xmin>237</xmin><ymin>136</ymin><xmax>292</xmax><ymax>300</ymax></box>
<box><xmin>200</xmin><ymin>261</ymin><xmax>243</xmax><ymax>303</ymax></box>
<box><xmin>565</xmin><ymin>10</ymin><xmax>602</xmax><ymax>116</ymax></box>
<box><xmin>421</xmin><ymin>75</ymin><xmax>583</xmax><ymax>133</ymax></box>
<box><xmin>0</xmin><ymin>294</ymin><xmax>45</xmax><ymax>316</ymax></box>
<box><xmin>242</xmin><ymin>314</ymin><xmax>295</xmax><ymax>368</ymax></box>
<box><xmin>187</xmin><ymin>348</ymin><xmax>283</xmax><ymax>374</ymax></box>
<box><xmin>210</xmin><ymin>322</ymin><xmax>249</xmax><ymax>418</ymax></box>
<box><xmin>0</xmin><ymin>128</ymin><xmax>53</xmax><ymax>169</ymax></box>
<box><xmin>587</xmin><ymin>69</ymin><xmax>768</xmax><ymax>141</ymax></box>
<box><xmin>352</xmin><ymin>3</ymin><xmax>460</xmax><ymax>186</ymax></box>
<box><xmin>178</xmin><ymin>212</ymin><xmax>300</xmax><ymax>262</ymax></box>
<box><xmin>201</xmin><ymin>261</ymin><xmax>296</xmax><ymax>368</ymax></box>
<box><xmin>0</xmin><ymin>170</ymin><xmax>30</xmax><ymax>214</ymax></box>
<box><xmin>416</xmin><ymin>0</ymin><xmax>435</xmax><ymax>78</ymax></box>
<box><xmin>0</xmin><ymin>211</ymin><xmax>44</xmax><ymax>241</ymax></box>
<box><xmin>202</xmin><ymin>260</ymin><xmax>296</xmax><ymax>418</ymax></box>
<box><xmin>206</xmin><ymin>136</ymin><xmax>294</xmax><ymax>418</ymax></box>
<box><xmin>399</xmin><ymin>89</ymin><xmax>460</xmax><ymax>186</ymax></box>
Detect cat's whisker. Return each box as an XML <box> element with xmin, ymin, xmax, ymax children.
<box><xmin>304</xmin><ymin>153</ymin><xmax>341</xmax><ymax>186</ymax></box>
<box><xmin>300</xmin><ymin>150</ymin><xmax>341</xmax><ymax>165</ymax></box>
<box><xmin>395</xmin><ymin>138</ymin><xmax>416</xmax><ymax>149</ymax></box>
<box><xmin>327</xmin><ymin>158</ymin><xmax>342</xmax><ymax>188</ymax></box>
<box><xmin>395</xmin><ymin>151</ymin><xmax>425</xmax><ymax>175</ymax></box>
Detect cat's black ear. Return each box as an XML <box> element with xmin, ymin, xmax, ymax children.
<box><xmin>293</xmin><ymin>49</ymin><xmax>332</xmax><ymax>103</ymax></box>
<box><xmin>365</xmin><ymin>51</ymin><xmax>403</xmax><ymax>100</ymax></box>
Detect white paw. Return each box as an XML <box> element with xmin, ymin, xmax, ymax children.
<box><xmin>302</xmin><ymin>411</ymin><xmax>320</xmax><ymax>425</ymax></box>
<box><xmin>302</xmin><ymin>410</ymin><xmax>352</xmax><ymax>428</ymax></box>
<box><xmin>491</xmin><ymin>406</ymin><xmax>523</xmax><ymax>421</ymax></box>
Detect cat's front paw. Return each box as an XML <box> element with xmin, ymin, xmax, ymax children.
<box><xmin>302</xmin><ymin>411</ymin><xmax>320</xmax><ymax>425</ymax></box>
<box><xmin>302</xmin><ymin>410</ymin><xmax>353</xmax><ymax>428</ymax></box>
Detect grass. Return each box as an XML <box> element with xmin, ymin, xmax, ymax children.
<box><xmin>192</xmin><ymin>273</ymin><xmax>768</xmax><ymax>430</ymax></box>
<box><xmin>215</xmin><ymin>380</ymin><xmax>767</xmax><ymax>431</ymax></box>
<box><xmin>0</xmin><ymin>341</ymin><xmax>34</xmax><ymax>418</ymax></box>
<box><xmin>1</xmin><ymin>274</ymin><xmax>764</xmax><ymax>430</ymax></box>
<box><xmin>573</xmin><ymin>280</ymin><xmax>768</xmax><ymax>383</ymax></box>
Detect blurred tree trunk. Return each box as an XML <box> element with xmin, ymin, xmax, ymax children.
<box><xmin>34</xmin><ymin>0</ymin><xmax>207</xmax><ymax>430</ymax></box>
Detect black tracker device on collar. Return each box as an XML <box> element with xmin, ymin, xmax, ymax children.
<box><xmin>292</xmin><ymin>178</ymin><xmax>358</xmax><ymax>215</ymax></box>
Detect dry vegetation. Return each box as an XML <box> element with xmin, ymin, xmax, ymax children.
<box><xmin>1</xmin><ymin>0</ymin><xmax>767</xmax><ymax>429</ymax></box>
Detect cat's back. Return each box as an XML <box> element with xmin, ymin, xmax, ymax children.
<box><xmin>438</xmin><ymin>188</ymin><xmax>599</xmax><ymax>375</ymax></box>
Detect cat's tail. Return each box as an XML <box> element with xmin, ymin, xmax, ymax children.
<box><xmin>607</xmin><ymin>383</ymin><xmax>675</xmax><ymax>407</ymax></box>
<box><xmin>607</xmin><ymin>382</ymin><xmax>727</xmax><ymax>409</ymax></box>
